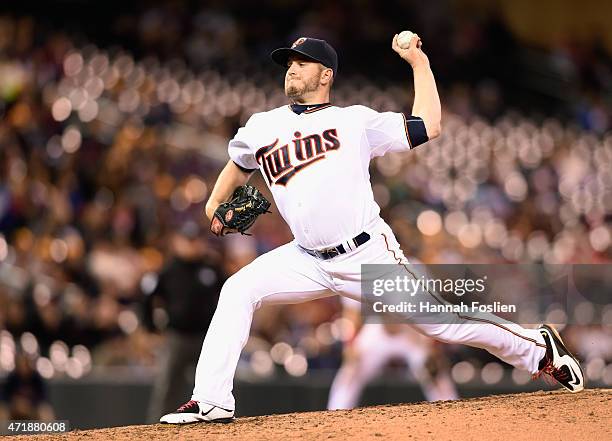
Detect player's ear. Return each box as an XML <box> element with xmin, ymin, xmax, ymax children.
<box><xmin>321</xmin><ymin>67</ymin><xmax>333</xmax><ymax>85</ymax></box>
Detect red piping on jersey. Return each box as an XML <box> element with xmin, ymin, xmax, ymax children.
<box><xmin>401</xmin><ymin>113</ymin><xmax>413</xmax><ymax>148</ymax></box>
<box><xmin>380</xmin><ymin>233</ymin><xmax>547</xmax><ymax>349</ymax></box>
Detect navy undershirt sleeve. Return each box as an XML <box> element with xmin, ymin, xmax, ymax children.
<box><xmin>403</xmin><ymin>114</ymin><xmax>429</xmax><ymax>148</ymax></box>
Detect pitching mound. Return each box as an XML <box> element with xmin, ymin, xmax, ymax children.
<box><xmin>12</xmin><ymin>389</ymin><xmax>611</xmax><ymax>441</ymax></box>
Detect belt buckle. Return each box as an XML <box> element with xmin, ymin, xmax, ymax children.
<box><xmin>320</xmin><ymin>247</ymin><xmax>339</xmax><ymax>259</ymax></box>
<box><xmin>326</xmin><ymin>248</ymin><xmax>339</xmax><ymax>259</ymax></box>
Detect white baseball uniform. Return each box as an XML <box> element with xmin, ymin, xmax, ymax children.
<box><xmin>191</xmin><ymin>103</ymin><xmax>547</xmax><ymax>410</ymax></box>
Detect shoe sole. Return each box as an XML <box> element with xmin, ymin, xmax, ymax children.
<box><xmin>206</xmin><ymin>417</ymin><xmax>235</xmax><ymax>424</ymax></box>
<box><xmin>160</xmin><ymin>417</ymin><xmax>235</xmax><ymax>425</ymax></box>
<box><xmin>541</xmin><ymin>324</ymin><xmax>585</xmax><ymax>392</ymax></box>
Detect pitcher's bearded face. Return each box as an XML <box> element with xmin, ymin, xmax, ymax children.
<box><xmin>284</xmin><ymin>58</ymin><xmax>324</xmax><ymax>100</ymax></box>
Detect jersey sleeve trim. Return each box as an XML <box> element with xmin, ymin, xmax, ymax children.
<box><xmin>232</xmin><ymin>160</ymin><xmax>258</xmax><ymax>174</ymax></box>
<box><xmin>401</xmin><ymin>113</ymin><xmax>413</xmax><ymax>149</ymax></box>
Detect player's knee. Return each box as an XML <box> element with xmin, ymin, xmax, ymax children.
<box><xmin>218</xmin><ymin>273</ymin><xmax>254</xmax><ymax>309</ymax></box>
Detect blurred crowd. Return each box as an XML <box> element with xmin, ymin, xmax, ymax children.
<box><xmin>15</xmin><ymin>0</ymin><xmax>611</xmax><ymax>130</ymax></box>
<box><xmin>1</xmin><ymin>3</ymin><xmax>612</xmax><ymax>416</ymax></box>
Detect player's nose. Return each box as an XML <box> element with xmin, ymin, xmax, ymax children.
<box><xmin>287</xmin><ymin>61</ymin><xmax>300</xmax><ymax>75</ymax></box>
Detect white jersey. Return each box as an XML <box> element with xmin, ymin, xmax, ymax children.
<box><xmin>228</xmin><ymin>104</ymin><xmax>417</xmax><ymax>249</ymax></box>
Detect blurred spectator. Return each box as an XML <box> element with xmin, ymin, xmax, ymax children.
<box><xmin>0</xmin><ymin>351</ymin><xmax>54</xmax><ymax>421</ymax></box>
<box><xmin>143</xmin><ymin>222</ymin><xmax>224</xmax><ymax>422</ymax></box>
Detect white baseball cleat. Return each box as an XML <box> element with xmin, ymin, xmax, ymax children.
<box><xmin>159</xmin><ymin>400</ymin><xmax>235</xmax><ymax>424</ymax></box>
<box><xmin>535</xmin><ymin>324</ymin><xmax>585</xmax><ymax>393</ymax></box>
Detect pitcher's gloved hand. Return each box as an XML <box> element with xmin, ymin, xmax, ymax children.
<box><xmin>210</xmin><ymin>185</ymin><xmax>271</xmax><ymax>236</ymax></box>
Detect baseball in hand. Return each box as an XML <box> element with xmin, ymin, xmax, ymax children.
<box><xmin>397</xmin><ymin>31</ymin><xmax>416</xmax><ymax>49</ymax></box>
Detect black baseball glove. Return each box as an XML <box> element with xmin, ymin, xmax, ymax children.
<box><xmin>210</xmin><ymin>185</ymin><xmax>271</xmax><ymax>236</ymax></box>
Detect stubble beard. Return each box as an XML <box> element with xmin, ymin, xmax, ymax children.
<box><xmin>285</xmin><ymin>75</ymin><xmax>321</xmax><ymax>102</ymax></box>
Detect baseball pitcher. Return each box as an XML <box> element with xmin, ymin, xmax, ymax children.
<box><xmin>160</xmin><ymin>34</ymin><xmax>584</xmax><ymax>424</ymax></box>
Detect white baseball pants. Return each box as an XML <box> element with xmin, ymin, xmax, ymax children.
<box><xmin>191</xmin><ymin>220</ymin><xmax>546</xmax><ymax>410</ymax></box>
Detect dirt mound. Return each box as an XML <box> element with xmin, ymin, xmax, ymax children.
<box><xmin>11</xmin><ymin>389</ymin><xmax>611</xmax><ymax>441</ymax></box>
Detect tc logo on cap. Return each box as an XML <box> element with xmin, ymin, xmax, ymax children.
<box><xmin>291</xmin><ymin>37</ymin><xmax>307</xmax><ymax>48</ymax></box>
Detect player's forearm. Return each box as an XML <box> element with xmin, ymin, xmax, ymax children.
<box><xmin>205</xmin><ymin>161</ymin><xmax>253</xmax><ymax>220</ymax></box>
<box><xmin>410</xmin><ymin>63</ymin><xmax>441</xmax><ymax>140</ymax></box>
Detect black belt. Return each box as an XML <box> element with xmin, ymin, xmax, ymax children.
<box><xmin>300</xmin><ymin>232</ymin><xmax>371</xmax><ymax>260</ymax></box>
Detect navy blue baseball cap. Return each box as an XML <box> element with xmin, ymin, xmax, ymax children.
<box><xmin>271</xmin><ymin>37</ymin><xmax>338</xmax><ymax>74</ymax></box>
